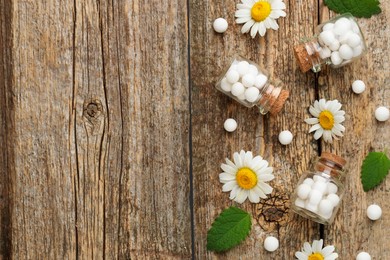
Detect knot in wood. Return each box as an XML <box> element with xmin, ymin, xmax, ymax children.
<box><xmin>84</xmin><ymin>100</ymin><xmax>103</xmax><ymax>119</ymax></box>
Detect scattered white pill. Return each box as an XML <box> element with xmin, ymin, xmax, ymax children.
<box><xmin>278</xmin><ymin>130</ymin><xmax>293</xmax><ymax>145</ymax></box>
<box><xmin>339</xmin><ymin>44</ymin><xmax>354</xmax><ymax>60</ymax></box>
<box><xmin>213</xmin><ymin>18</ymin><xmax>228</xmax><ymax>33</ymax></box>
<box><xmin>367</xmin><ymin>204</ymin><xmax>382</xmax><ymax>220</ymax></box>
<box><xmin>319</xmin><ymin>30</ymin><xmax>336</xmax><ymax>46</ymax></box>
<box><xmin>353</xmin><ymin>45</ymin><xmax>363</xmax><ymax>57</ymax></box>
<box><xmin>356</xmin><ymin>252</ymin><xmax>371</xmax><ymax>260</ymax></box>
<box><xmin>326</xmin><ymin>182</ymin><xmax>338</xmax><ymax>194</ymax></box>
<box><xmin>223</xmin><ymin>118</ymin><xmax>237</xmax><ymax>132</ymax></box>
<box><xmin>226</xmin><ymin>69</ymin><xmax>239</xmax><ymax>84</ymax></box>
<box><xmin>264</xmin><ymin>236</ymin><xmax>279</xmax><ymax>252</ymax></box>
<box><xmin>331</xmin><ymin>51</ymin><xmax>343</xmax><ymax>66</ymax></box>
<box><xmin>313</xmin><ymin>175</ymin><xmax>327</xmax><ymax>183</ymax></box>
<box><xmin>231</xmin><ymin>82</ymin><xmax>245</xmax><ymax>97</ymax></box>
<box><xmin>297</xmin><ymin>183</ymin><xmax>311</xmax><ymax>200</ymax></box>
<box><xmin>309</xmin><ymin>190</ymin><xmax>323</xmax><ymax>205</ymax></box>
<box><xmin>327</xmin><ymin>194</ymin><xmax>340</xmax><ymax>207</ymax></box>
<box><xmin>322</xmin><ymin>22</ymin><xmax>334</xmax><ymax>31</ymax></box>
<box><xmin>254</xmin><ymin>74</ymin><xmax>268</xmax><ymax>89</ymax></box>
<box><xmin>244</xmin><ymin>87</ymin><xmax>260</xmax><ymax>103</ymax></box>
<box><xmin>295</xmin><ymin>198</ymin><xmax>305</xmax><ymax>208</ymax></box>
<box><xmin>305</xmin><ymin>202</ymin><xmax>318</xmax><ymax>213</ymax></box>
<box><xmin>375</xmin><ymin>106</ymin><xmax>390</xmax><ymax>122</ymax></box>
<box><xmin>237</xmin><ymin>61</ymin><xmax>250</xmax><ymax>76</ymax></box>
<box><xmin>242</xmin><ymin>74</ymin><xmax>256</xmax><ymax>88</ymax></box>
<box><xmin>328</xmin><ymin>40</ymin><xmax>340</xmax><ymax>52</ymax></box>
<box><xmin>313</xmin><ymin>181</ymin><xmax>327</xmax><ymax>194</ymax></box>
<box><xmin>347</xmin><ymin>33</ymin><xmax>361</xmax><ymax>48</ymax></box>
<box><xmin>318</xmin><ymin>199</ymin><xmax>334</xmax><ymax>216</ymax></box>
<box><xmin>248</xmin><ymin>64</ymin><xmax>259</xmax><ymax>76</ymax></box>
<box><xmin>303</xmin><ymin>178</ymin><xmax>315</xmax><ymax>187</ymax></box>
<box><xmin>333</xmin><ymin>17</ymin><xmax>351</xmax><ymax>35</ymax></box>
<box><xmin>220</xmin><ymin>78</ymin><xmax>232</xmax><ymax>92</ymax></box>
<box><xmin>352</xmin><ymin>80</ymin><xmax>366</xmax><ymax>94</ymax></box>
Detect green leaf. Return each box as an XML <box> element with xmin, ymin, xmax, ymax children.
<box><xmin>207</xmin><ymin>207</ymin><xmax>251</xmax><ymax>252</ymax></box>
<box><xmin>324</xmin><ymin>0</ymin><xmax>381</xmax><ymax>18</ymax></box>
<box><xmin>361</xmin><ymin>151</ymin><xmax>390</xmax><ymax>192</ymax></box>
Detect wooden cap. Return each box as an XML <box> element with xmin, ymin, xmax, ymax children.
<box><xmin>294</xmin><ymin>44</ymin><xmax>312</xmax><ymax>73</ymax></box>
<box><xmin>270</xmin><ymin>90</ymin><xmax>289</xmax><ymax>116</ymax></box>
<box><xmin>320</xmin><ymin>152</ymin><xmax>346</xmax><ymax>167</ymax></box>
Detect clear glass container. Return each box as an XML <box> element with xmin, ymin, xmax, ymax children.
<box><xmin>294</xmin><ymin>13</ymin><xmax>367</xmax><ymax>73</ymax></box>
<box><xmin>291</xmin><ymin>152</ymin><xmax>347</xmax><ymax>225</ymax></box>
<box><xmin>215</xmin><ymin>55</ymin><xmax>289</xmax><ymax>115</ymax></box>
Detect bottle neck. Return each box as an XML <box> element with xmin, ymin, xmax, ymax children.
<box><xmin>294</xmin><ymin>38</ymin><xmax>331</xmax><ymax>73</ymax></box>
<box><xmin>314</xmin><ymin>158</ymin><xmax>345</xmax><ymax>180</ymax></box>
<box><xmin>255</xmin><ymin>82</ymin><xmax>289</xmax><ymax>115</ymax></box>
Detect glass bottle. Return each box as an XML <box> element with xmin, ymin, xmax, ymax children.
<box><xmin>294</xmin><ymin>13</ymin><xmax>367</xmax><ymax>73</ymax></box>
<box><xmin>215</xmin><ymin>55</ymin><xmax>289</xmax><ymax>116</ymax></box>
<box><xmin>291</xmin><ymin>152</ymin><xmax>347</xmax><ymax>225</ymax></box>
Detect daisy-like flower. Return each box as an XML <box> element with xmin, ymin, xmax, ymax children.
<box><xmin>219</xmin><ymin>150</ymin><xmax>274</xmax><ymax>203</ymax></box>
<box><xmin>235</xmin><ymin>0</ymin><xmax>287</xmax><ymax>38</ymax></box>
<box><xmin>304</xmin><ymin>99</ymin><xmax>346</xmax><ymax>143</ymax></box>
<box><xmin>295</xmin><ymin>239</ymin><xmax>338</xmax><ymax>260</ymax></box>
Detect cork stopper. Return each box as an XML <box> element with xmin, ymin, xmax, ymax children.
<box><xmin>320</xmin><ymin>152</ymin><xmax>346</xmax><ymax>167</ymax></box>
<box><xmin>270</xmin><ymin>89</ymin><xmax>289</xmax><ymax>116</ymax></box>
<box><xmin>294</xmin><ymin>42</ymin><xmax>321</xmax><ymax>73</ymax></box>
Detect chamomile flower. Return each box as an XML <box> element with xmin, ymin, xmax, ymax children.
<box><xmin>295</xmin><ymin>239</ymin><xmax>338</xmax><ymax>260</ymax></box>
<box><xmin>304</xmin><ymin>99</ymin><xmax>345</xmax><ymax>143</ymax></box>
<box><xmin>219</xmin><ymin>150</ymin><xmax>274</xmax><ymax>204</ymax></box>
<box><xmin>235</xmin><ymin>0</ymin><xmax>287</xmax><ymax>38</ymax></box>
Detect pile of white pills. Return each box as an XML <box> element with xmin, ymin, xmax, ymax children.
<box><xmin>294</xmin><ymin>175</ymin><xmax>340</xmax><ymax>220</ymax></box>
<box><xmin>318</xmin><ymin>17</ymin><xmax>364</xmax><ymax>66</ymax></box>
<box><xmin>219</xmin><ymin>60</ymin><xmax>268</xmax><ymax>104</ymax></box>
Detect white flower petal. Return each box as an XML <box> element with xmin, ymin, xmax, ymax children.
<box><xmin>250</xmin><ymin>22</ymin><xmax>259</xmax><ymax>38</ymax></box>
<box><xmin>314</xmin><ymin>128</ymin><xmax>324</xmax><ymax>140</ymax></box>
<box><xmin>309</xmin><ymin>105</ymin><xmax>321</xmax><ymax>117</ymax></box>
<box><xmin>309</xmin><ymin>124</ymin><xmax>321</xmax><ymax>133</ymax></box>
<box><xmin>234</xmin><ymin>189</ymin><xmax>248</xmax><ymax>203</ymax></box>
<box><xmin>244</xmin><ymin>151</ymin><xmax>253</xmax><ymax>166</ymax></box>
<box><xmin>235</xmin><ymin>9</ymin><xmax>251</xmax><ymax>17</ymax></box>
<box><xmin>257</xmin><ymin>182</ymin><xmax>273</xmax><ymax>195</ymax></box>
<box><xmin>267</xmin><ymin>17</ymin><xmax>279</xmax><ymax>30</ymax></box>
<box><xmin>222</xmin><ymin>181</ymin><xmax>237</xmax><ymax>192</ymax></box>
<box><xmin>295</xmin><ymin>251</ymin><xmax>309</xmax><ymax>260</ymax></box>
<box><xmin>305</xmin><ymin>118</ymin><xmax>319</xmax><ymax>125</ymax></box>
<box><xmin>258</xmin><ymin>22</ymin><xmax>267</xmax><ymax>36</ymax></box>
<box><xmin>273</xmin><ymin>9</ymin><xmax>286</xmax><ymax>17</ymax></box>
<box><xmin>319</xmin><ymin>99</ymin><xmax>327</xmax><ymax>111</ymax></box>
<box><xmin>252</xmin><ymin>185</ymin><xmax>267</xmax><ymax>199</ymax></box>
<box><xmin>257</xmin><ymin>167</ymin><xmax>273</xmax><ymax>176</ymax></box>
<box><xmin>250</xmin><ymin>155</ymin><xmax>263</xmax><ymax>169</ymax></box>
<box><xmin>221</xmin><ymin>163</ymin><xmax>236</xmax><ymax>174</ymax></box>
<box><xmin>229</xmin><ymin>185</ymin><xmax>240</xmax><ymax>200</ymax></box>
<box><xmin>334</xmin><ymin>116</ymin><xmax>345</xmax><ymax>123</ymax></box>
<box><xmin>321</xmin><ymin>245</ymin><xmax>335</xmax><ymax>256</ymax></box>
<box><xmin>333</xmin><ymin>123</ymin><xmax>345</xmax><ymax>132</ymax></box>
<box><xmin>252</xmin><ymin>159</ymin><xmax>268</xmax><ymax>171</ymax></box>
<box><xmin>257</xmin><ymin>173</ymin><xmax>274</xmax><ymax>182</ymax></box>
<box><xmin>325</xmin><ymin>253</ymin><xmax>338</xmax><ymax>260</ymax></box>
<box><xmin>236</xmin><ymin>16</ymin><xmax>252</xmax><ymax>24</ymax></box>
<box><xmin>219</xmin><ymin>172</ymin><xmax>236</xmax><ymax>182</ymax></box>
<box><xmin>225</xmin><ymin>158</ymin><xmax>237</xmax><ymax>169</ymax></box>
<box><xmin>242</xmin><ymin>0</ymin><xmax>254</xmax><ymax>6</ymax></box>
<box><xmin>233</xmin><ymin>152</ymin><xmax>243</xmax><ymax>168</ymax></box>
<box><xmin>313</xmin><ymin>239</ymin><xmax>323</xmax><ymax>252</ymax></box>
<box><xmin>323</xmin><ymin>130</ymin><xmax>333</xmax><ymax>143</ymax></box>
<box><xmin>236</xmin><ymin>3</ymin><xmax>252</xmax><ymax>10</ymax></box>
<box><xmin>248</xmin><ymin>189</ymin><xmax>260</xmax><ymax>203</ymax></box>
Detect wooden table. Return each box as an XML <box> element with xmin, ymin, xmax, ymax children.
<box><xmin>0</xmin><ymin>0</ymin><xmax>389</xmax><ymax>259</ymax></box>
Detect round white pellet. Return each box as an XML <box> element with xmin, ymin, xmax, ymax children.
<box><xmin>328</xmin><ymin>40</ymin><xmax>340</xmax><ymax>51</ymax></box>
<box><xmin>326</xmin><ymin>182</ymin><xmax>338</xmax><ymax>194</ymax></box>
<box><xmin>220</xmin><ymin>78</ymin><xmax>232</xmax><ymax>92</ymax></box>
<box><xmin>244</xmin><ymin>87</ymin><xmax>260</xmax><ymax>103</ymax></box>
<box><xmin>303</xmin><ymin>178</ymin><xmax>315</xmax><ymax>187</ymax></box>
<box><xmin>313</xmin><ymin>175</ymin><xmax>327</xmax><ymax>183</ymax></box>
<box><xmin>339</xmin><ymin>31</ymin><xmax>352</xmax><ymax>44</ymax></box>
<box><xmin>309</xmin><ymin>190</ymin><xmax>323</xmax><ymax>205</ymax></box>
<box><xmin>312</xmin><ymin>181</ymin><xmax>327</xmax><ymax>194</ymax></box>
<box><xmin>356</xmin><ymin>252</ymin><xmax>371</xmax><ymax>260</ymax></box>
<box><xmin>333</xmin><ymin>17</ymin><xmax>352</xmax><ymax>35</ymax></box>
<box><xmin>295</xmin><ymin>198</ymin><xmax>305</xmax><ymax>208</ymax></box>
<box><xmin>375</xmin><ymin>106</ymin><xmax>390</xmax><ymax>122</ymax></box>
<box><xmin>353</xmin><ymin>45</ymin><xmax>363</xmax><ymax>57</ymax></box>
<box><xmin>347</xmin><ymin>33</ymin><xmax>362</xmax><ymax>48</ymax></box>
<box><xmin>305</xmin><ymin>202</ymin><xmax>318</xmax><ymax>213</ymax></box>
<box><xmin>264</xmin><ymin>236</ymin><xmax>279</xmax><ymax>252</ymax></box>
<box><xmin>237</xmin><ymin>93</ymin><xmax>246</xmax><ymax>101</ymax></box>
<box><xmin>318</xmin><ymin>199</ymin><xmax>334</xmax><ymax>216</ymax></box>
<box><xmin>322</xmin><ymin>22</ymin><xmax>334</xmax><ymax>31</ymax></box>
<box><xmin>339</xmin><ymin>44</ymin><xmax>354</xmax><ymax>60</ymax></box>
<box><xmin>213</xmin><ymin>18</ymin><xmax>228</xmax><ymax>33</ymax></box>
<box><xmin>223</xmin><ymin>118</ymin><xmax>237</xmax><ymax>132</ymax></box>
<box><xmin>226</xmin><ymin>69</ymin><xmax>239</xmax><ymax>84</ymax></box>
<box><xmin>278</xmin><ymin>130</ymin><xmax>293</xmax><ymax>145</ymax></box>
<box><xmin>248</xmin><ymin>64</ymin><xmax>259</xmax><ymax>76</ymax></box>
<box><xmin>367</xmin><ymin>204</ymin><xmax>382</xmax><ymax>220</ymax></box>
<box><xmin>352</xmin><ymin>80</ymin><xmax>366</xmax><ymax>94</ymax></box>
<box><xmin>254</xmin><ymin>74</ymin><xmax>268</xmax><ymax>89</ymax></box>
<box><xmin>231</xmin><ymin>82</ymin><xmax>245</xmax><ymax>97</ymax></box>
<box><xmin>319</xmin><ymin>30</ymin><xmax>336</xmax><ymax>46</ymax></box>
<box><xmin>242</xmin><ymin>74</ymin><xmax>256</xmax><ymax>88</ymax></box>
<box><xmin>319</xmin><ymin>47</ymin><xmax>331</xmax><ymax>59</ymax></box>
<box><xmin>331</xmin><ymin>51</ymin><xmax>343</xmax><ymax>66</ymax></box>
<box><xmin>237</xmin><ymin>61</ymin><xmax>250</xmax><ymax>76</ymax></box>
<box><xmin>297</xmin><ymin>183</ymin><xmax>311</xmax><ymax>200</ymax></box>
<box><xmin>327</xmin><ymin>193</ymin><xmax>340</xmax><ymax>207</ymax></box>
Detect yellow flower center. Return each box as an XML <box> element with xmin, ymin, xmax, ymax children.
<box><xmin>308</xmin><ymin>253</ymin><xmax>324</xmax><ymax>260</ymax></box>
<box><xmin>319</xmin><ymin>110</ymin><xmax>335</xmax><ymax>130</ymax></box>
<box><xmin>236</xmin><ymin>168</ymin><xmax>258</xmax><ymax>190</ymax></box>
<box><xmin>251</xmin><ymin>1</ymin><xmax>272</xmax><ymax>22</ymax></box>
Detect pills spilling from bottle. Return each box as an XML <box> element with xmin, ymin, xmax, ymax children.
<box><xmin>278</xmin><ymin>130</ymin><xmax>293</xmax><ymax>145</ymax></box>
<box><xmin>223</xmin><ymin>118</ymin><xmax>237</xmax><ymax>132</ymax></box>
<box><xmin>374</xmin><ymin>106</ymin><xmax>390</xmax><ymax>122</ymax></box>
<box><xmin>212</xmin><ymin>18</ymin><xmax>228</xmax><ymax>33</ymax></box>
<box><xmin>263</xmin><ymin>236</ymin><xmax>279</xmax><ymax>252</ymax></box>
<box><xmin>356</xmin><ymin>252</ymin><xmax>371</xmax><ymax>260</ymax></box>
<box><xmin>352</xmin><ymin>80</ymin><xmax>366</xmax><ymax>94</ymax></box>
<box><xmin>366</xmin><ymin>204</ymin><xmax>382</xmax><ymax>220</ymax></box>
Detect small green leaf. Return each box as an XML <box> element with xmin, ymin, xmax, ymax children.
<box><xmin>361</xmin><ymin>151</ymin><xmax>390</xmax><ymax>192</ymax></box>
<box><xmin>324</xmin><ymin>0</ymin><xmax>381</xmax><ymax>18</ymax></box>
<box><xmin>207</xmin><ymin>207</ymin><xmax>251</xmax><ymax>252</ymax></box>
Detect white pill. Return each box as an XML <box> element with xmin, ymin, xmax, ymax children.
<box><xmin>339</xmin><ymin>44</ymin><xmax>354</xmax><ymax>60</ymax></box>
<box><xmin>327</xmin><ymin>193</ymin><xmax>340</xmax><ymax>207</ymax></box>
<box><xmin>328</xmin><ymin>40</ymin><xmax>340</xmax><ymax>51</ymax></box>
<box><xmin>356</xmin><ymin>252</ymin><xmax>371</xmax><ymax>260</ymax></box>
<box><xmin>220</xmin><ymin>78</ymin><xmax>232</xmax><ymax>92</ymax></box>
<box><xmin>320</xmin><ymin>211</ymin><xmax>333</xmax><ymax>220</ymax></box>
<box><xmin>367</xmin><ymin>204</ymin><xmax>382</xmax><ymax>220</ymax></box>
<box><xmin>352</xmin><ymin>80</ymin><xmax>366</xmax><ymax>94</ymax></box>
<box><xmin>264</xmin><ymin>236</ymin><xmax>279</xmax><ymax>252</ymax></box>
<box><xmin>309</xmin><ymin>190</ymin><xmax>323</xmax><ymax>205</ymax></box>
<box><xmin>331</xmin><ymin>51</ymin><xmax>343</xmax><ymax>66</ymax></box>
<box><xmin>327</xmin><ymin>182</ymin><xmax>338</xmax><ymax>194</ymax></box>
<box><xmin>242</xmin><ymin>74</ymin><xmax>256</xmax><ymax>88</ymax></box>
<box><xmin>303</xmin><ymin>178</ymin><xmax>315</xmax><ymax>187</ymax></box>
<box><xmin>319</xmin><ymin>30</ymin><xmax>336</xmax><ymax>46</ymax></box>
<box><xmin>254</xmin><ymin>74</ymin><xmax>268</xmax><ymax>89</ymax></box>
<box><xmin>353</xmin><ymin>45</ymin><xmax>363</xmax><ymax>57</ymax></box>
<box><xmin>319</xmin><ymin>47</ymin><xmax>331</xmax><ymax>59</ymax></box>
<box><xmin>223</xmin><ymin>118</ymin><xmax>237</xmax><ymax>132</ymax></box>
<box><xmin>333</xmin><ymin>17</ymin><xmax>351</xmax><ymax>35</ymax></box>
<box><xmin>278</xmin><ymin>130</ymin><xmax>293</xmax><ymax>145</ymax></box>
<box><xmin>297</xmin><ymin>183</ymin><xmax>311</xmax><ymax>200</ymax></box>
<box><xmin>231</xmin><ymin>82</ymin><xmax>245</xmax><ymax>96</ymax></box>
<box><xmin>313</xmin><ymin>175</ymin><xmax>327</xmax><ymax>183</ymax></box>
<box><xmin>244</xmin><ymin>87</ymin><xmax>260</xmax><ymax>103</ymax></box>
<box><xmin>237</xmin><ymin>61</ymin><xmax>250</xmax><ymax>76</ymax></box>
<box><xmin>226</xmin><ymin>69</ymin><xmax>239</xmax><ymax>84</ymax></box>
<box><xmin>313</xmin><ymin>181</ymin><xmax>327</xmax><ymax>194</ymax></box>
<box><xmin>318</xmin><ymin>199</ymin><xmax>334</xmax><ymax>215</ymax></box>
<box><xmin>322</xmin><ymin>22</ymin><xmax>334</xmax><ymax>31</ymax></box>
<box><xmin>248</xmin><ymin>65</ymin><xmax>259</xmax><ymax>76</ymax></box>
<box><xmin>351</xmin><ymin>20</ymin><xmax>360</xmax><ymax>33</ymax></box>
<box><xmin>339</xmin><ymin>31</ymin><xmax>352</xmax><ymax>44</ymax></box>
<box><xmin>237</xmin><ymin>93</ymin><xmax>246</xmax><ymax>101</ymax></box>
<box><xmin>347</xmin><ymin>33</ymin><xmax>362</xmax><ymax>48</ymax></box>
<box><xmin>375</xmin><ymin>106</ymin><xmax>390</xmax><ymax>122</ymax></box>
<box><xmin>305</xmin><ymin>202</ymin><xmax>318</xmax><ymax>213</ymax></box>
<box><xmin>213</xmin><ymin>18</ymin><xmax>228</xmax><ymax>33</ymax></box>
<box><xmin>295</xmin><ymin>198</ymin><xmax>305</xmax><ymax>208</ymax></box>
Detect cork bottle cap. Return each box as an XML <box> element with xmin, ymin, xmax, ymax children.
<box><xmin>320</xmin><ymin>152</ymin><xmax>346</xmax><ymax>167</ymax></box>
<box><xmin>294</xmin><ymin>44</ymin><xmax>312</xmax><ymax>73</ymax></box>
<box><xmin>270</xmin><ymin>89</ymin><xmax>289</xmax><ymax>116</ymax></box>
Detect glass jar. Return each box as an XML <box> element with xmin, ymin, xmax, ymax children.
<box><xmin>294</xmin><ymin>13</ymin><xmax>367</xmax><ymax>73</ymax></box>
<box><xmin>291</xmin><ymin>152</ymin><xmax>347</xmax><ymax>225</ymax></box>
<box><xmin>215</xmin><ymin>56</ymin><xmax>289</xmax><ymax>116</ymax></box>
